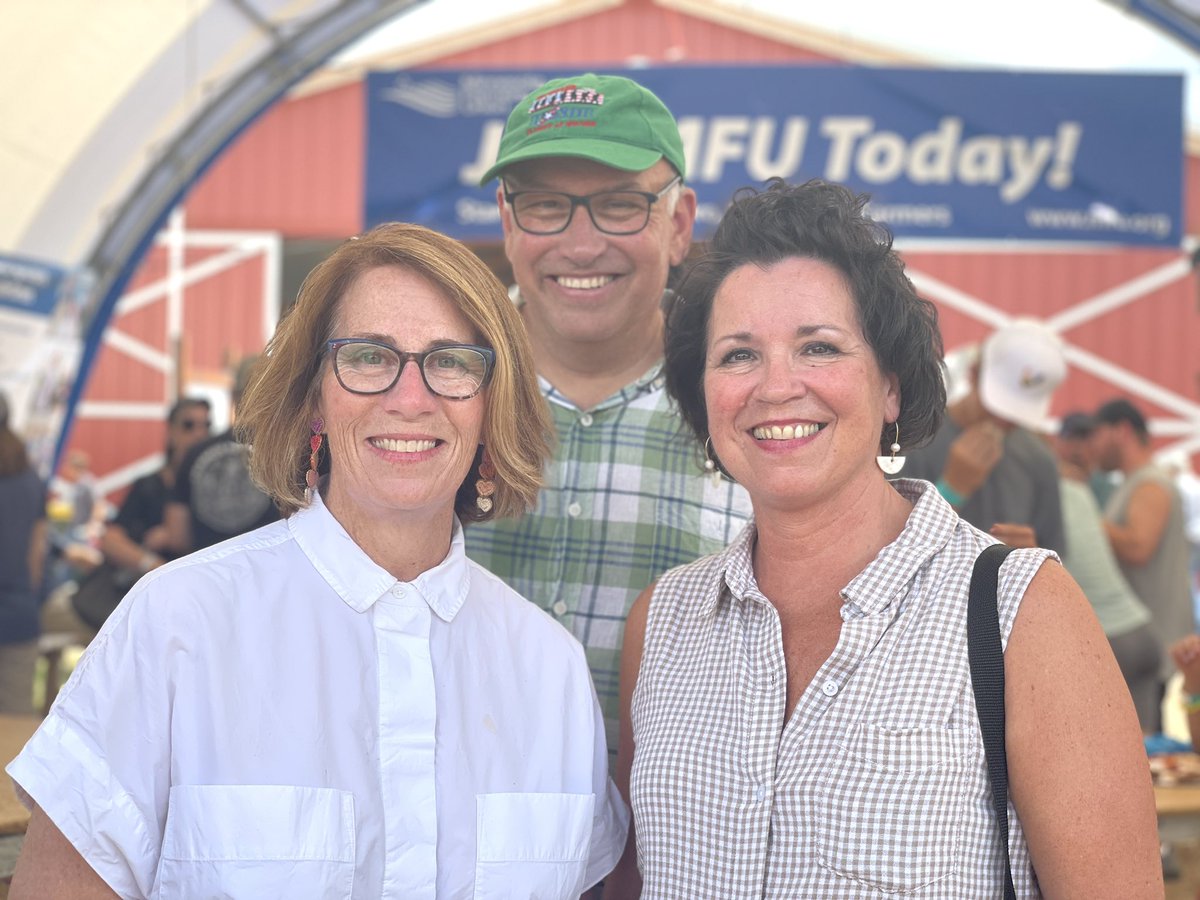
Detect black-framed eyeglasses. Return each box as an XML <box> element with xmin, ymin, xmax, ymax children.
<box><xmin>503</xmin><ymin>175</ymin><xmax>682</xmax><ymax>236</ymax></box>
<box><xmin>326</xmin><ymin>339</ymin><xmax>495</xmax><ymax>400</ymax></box>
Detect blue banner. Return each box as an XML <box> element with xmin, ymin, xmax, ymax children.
<box><xmin>0</xmin><ymin>253</ymin><xmax>65</xmax><ymax>316</ymax></box>
<box><xmin>0</xmin><ymin>253</ymin><xmax>92</xmax><ymax>475</ymax></box>
<box><xmin>365</xmin><ymin>65</ymin><xmax>1183</xmax><ymax>246</ymax></box>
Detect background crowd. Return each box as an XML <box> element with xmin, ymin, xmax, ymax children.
<box><xmin>0</xmin><ymin>71</ymin><xmax>1197</xmax><ymax>898</ymax></box>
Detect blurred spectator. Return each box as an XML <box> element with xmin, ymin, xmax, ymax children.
<box><xmin>1057</xmin><ymin>410</ymin><xmax>1119</xmax><ymax>508</ymax></box>
<box><xmin>43</xmin><ymin>448</ymin><xmax>104</xmax><ymax>596</ymax></box>
<box><xmin>0</xmin><ymin>392</ymin><xmax>48</xmax><ymax>714</ymax></box>
<box><xmin>1092</xmin><ymin>398</ymin><xmax>1193</xmax><ymax>697</ymax></box>
<box><xmin>47</xmin><ymin>449</ymin><xmax>98</xmax><ymax>528</ymax></box>
<box><xmin>1160</xmin><ymin>450</ymin><xmax>1200</xmax><ymax>624</ymax></box>
<box><xmin>164</xmin><ymin>357</ymin><xmax>279</xmax><ymax>553</ymax></box>
<box><xmin>904</xmin><ymin>319</ymin><xmax>1066</xmax><ymax>552</ymax></box>
<box><xmin>1055</xmin><ymin>452</ymin><xmax>1163</xmax><ymax>732</ymax></box>
<box><xmin>63</xmin><ymin>397</ymin><xmax>212</xmax><ymax>632</ymax></box>
<box><xmin>1169</xmin><ymin>634</ymin><xmax>1200</xmax><ymax>750</ymax></box>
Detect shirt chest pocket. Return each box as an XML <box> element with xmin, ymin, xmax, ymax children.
<box><xmin>474</xmin><ymin>792</ymin><xmax>594</xmax><ymax>899</ymax></box>
<box><xmin>815</xmin><ymin>723</ymin><xmax>979</xmax><ymax>894</ymax></box>
<box><xmin>154</xmin><ymin>784</ymin><xmax>355</xmax><ymax>900</ymax></box>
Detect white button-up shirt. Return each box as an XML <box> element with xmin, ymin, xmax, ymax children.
<box><xmin>9</xmin><ymin>492</ymin><xmax>627</xmax><ymax>899</ymax></box>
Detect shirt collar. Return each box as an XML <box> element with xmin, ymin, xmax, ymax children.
<box><xmin>698</xmin><ymin>518</ymin><xmax>758</xmax><ymax>618</ymax></box>
<box><xmin>289</xmin><ymin>490</ymin><xmax>471</xmax><ymax>623</ymax></box>
<box><xmin>840</xmin><ymin>478</ymin><xmax>957</xmax><ymax>615</ymax></box>
<box><xmin>700</xmin><ymin>478</ymin><xmax>957</xmax><ymax>619</ymax></box>
<box><xmin>539</xmin><ymin>362</ymin><xmax>664</xmax><ymax>412</ymax></box>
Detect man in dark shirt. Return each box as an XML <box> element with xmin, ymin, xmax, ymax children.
<box><xmin>165</xmin><ymin>357</ymin><xmax>278</xmax><ymax>552</ymax></box>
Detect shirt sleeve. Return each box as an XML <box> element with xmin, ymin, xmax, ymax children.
<box><xmin>112</xmin><ymin>476</ymin><xmax>160</xmax><ymax>544</ymax></box>
<box><xmin>582</xmin><ymin>677</ymin><xmax>630</xmax><ymax>889</ymax></box>
<box><xmin>6</xmin><ymin>581</ymin><xmax>176</xmax><ymax>899</ymax></box>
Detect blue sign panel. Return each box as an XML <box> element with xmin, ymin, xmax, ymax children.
<box><xmin>0</xmin><ymin>252</ymin><xmax>65</xmax><ymax>316</ymax></box>
<box><xmin>365</xmin><ymin>65</ymin><xmax>1183</xmax><ymax>246</ymax></box>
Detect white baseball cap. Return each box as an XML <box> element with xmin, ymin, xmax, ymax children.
<box><xmin>978</xmin><ymin>319</ymin><xmax>1066</xmax><ymax>433</ymax></box>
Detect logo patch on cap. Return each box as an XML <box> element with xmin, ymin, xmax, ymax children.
<box><xmin>526</xmin><ymin>85</ymin><xmax>605</xmax><ymax>135</ymax></box>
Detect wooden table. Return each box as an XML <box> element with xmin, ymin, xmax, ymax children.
<box><xmin>1156</xmin><ymin>784</ymin><xmax>1200</xmax><ymax>843</ymax></box>
<box><xmin>0</xmin><ymin>715</ymin><xmax>40</xmax><ymax>836</ymax></box>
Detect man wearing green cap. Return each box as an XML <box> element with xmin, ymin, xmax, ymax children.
<box><xmin>466</xmin><ymin>73</ymin><xmax>752</xmax><ymax>752</ymax></box>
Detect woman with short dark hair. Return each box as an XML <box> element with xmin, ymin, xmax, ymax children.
<box><xmin>609</xmin><ymin>179</ymin><xmax>1160</xmax><ymax>898</ymax></box>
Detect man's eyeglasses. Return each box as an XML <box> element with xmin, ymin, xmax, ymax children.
<box><xmin>326</xmin><ymin>339</ymin><xmax>495</xmax><ymax>400</ymax></box>
<box><xmin>503</xmin><ymin>175</ymin><xmax>682</xmax><ymax>236</ymax></box>
<box><xmin>179</xmin><ymin>419</ymin><xmax>211</xmax><ymax>433</ymax></box>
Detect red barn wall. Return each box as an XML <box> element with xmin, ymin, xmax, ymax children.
<box><xmin>67</xmin><ymin>0</ymin><xmax>1200</xmax><ymax>501</ymax></box>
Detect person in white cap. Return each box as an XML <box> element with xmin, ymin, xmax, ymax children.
<box><xmin>903</xmin><ymin>318</ymin><xmax>1067</xmax><ymax>553</ymax></box>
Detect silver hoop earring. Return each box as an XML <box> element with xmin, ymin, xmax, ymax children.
<box><xmin>876</xmin><ymin>422</ymin><xmax>906</xmax><ymax>475</ymax></box>
<box><xmin>703</xmin><ymin>437</ymin><xmax>723</xmax><ymax>488</ymax></box>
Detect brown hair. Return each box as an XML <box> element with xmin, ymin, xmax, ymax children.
<box><xmin>236</xmin><ymin>222</ymin><xmax>552</xmax><ymax>520</ymax></box>
<box><xmin>0</xmin><ymin>392</ymin><xmax>30</xmax><ymax>476</ymax></box>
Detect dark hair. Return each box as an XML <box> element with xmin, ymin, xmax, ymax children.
<box><xmin>167</xmin><ymin>396</ymin><xmax>211</xmax><ymax>427</ymax></box>
<box><xmin>1058</xmin><ymin>411</ymin><xmax>1096</xmax><ymax>440</ymax></box>
<box><xmin>0</xmin><ymin>391</ymin><xmax>29</xmax><ymax>476</ymax></box>
<box><xmin>1094</xmin><ymin>397</ymin><xmax>1149</xmax><ymax>443</ymax></box>
<box><xmin>664</xmin><ymin>178</ymin><xmax>945</xmax><ymax>469</ymax></box>
<box><xmin>166</xmin><ymin>396</ymin><xmax>212</xmax><ymax>457</ymax></box>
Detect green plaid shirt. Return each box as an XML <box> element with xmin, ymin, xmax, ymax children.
<box><xmin>464</xmin><ymin>363</ymin><xmax>753</xmax><ymax>752</ymax></box>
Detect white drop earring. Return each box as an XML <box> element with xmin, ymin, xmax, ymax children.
<box><xmin>876</xmin><ymin>422</ymin><xmax>906</xmax><ymax>475</ymax></box>
<box><xmin>704</xmin><ymin>437</ymin><xmax>723</xmax><ymax>488</ymax></box>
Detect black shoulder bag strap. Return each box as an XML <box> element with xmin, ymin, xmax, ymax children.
<box><xmin>967</xmin><ymin>542</ymin><xmax>1018</xmax><ymax>900</ymax></box>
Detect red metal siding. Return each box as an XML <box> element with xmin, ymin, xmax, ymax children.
<box><xmin>903</xmin><ymin>247</ymin><xmax>1199</xmax><ymax>458</ymax></box>
<box><xmin>67</xmin><ymin>0</ymin><xmax>1200</xmax><ymax>492</ymax></box>
<box><xmin>184</xmin><ymin>82</ymin><xmax>365</xmax><ymax>239</ymax></box>
<box><xmin>428</xmin><ymin>2</ymin><xmax>840</xmax><ymax>68</ymax></box>
<box><xmin>73</xmin><ymin>245</ymin><xmax>273</xmax><ymax>500</ymax></box>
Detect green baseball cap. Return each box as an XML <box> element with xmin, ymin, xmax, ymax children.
<box><xmin>479</xmin><ymin>73</ymin><xmax>687</xmax><ymax>185</ymax></box>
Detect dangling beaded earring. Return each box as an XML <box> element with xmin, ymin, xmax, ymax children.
<box><xmin>703</xmin><ymin>437</ymin><xmax>723</xmax><ymax>488</ymax></box>
<box><xmin>876</xmin><ymin>422</ymin><xmax>906</xmax><ymax>475</ymax></box>
<box><xmin>305</xmin><ymin>418</ymin><xmax>324</xmax><ymax>502</ymax></box>
<box><xmin>476</xmin><ymin>448</ymin><xmax>496</xmax><ymax>513</ymax></box>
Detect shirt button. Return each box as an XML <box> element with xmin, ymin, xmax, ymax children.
<box><xmin>552</xmin><ymin>600</ymin><xmax>568</xmax><ymax>617</ymax></box>
<box><xmin>755</xmin><ymin>785</ymin><xmax>767</xmax><ymax>802</ymax></box>
<box><xmin>579</xmin><ymin>413</ymin><xmax>594</xmax><ymax>427</ymax></box>
<box><xmin>391</xmin><ymin>585</ymin><xmax>405</xmax><ymax>598</ymax></box>
<box><xmin>567</xmin><ymin>502</ymin><xmax>582</xmax><ymax>518</ymax></box>
<box><xmin>821</xmin><ymin>679</ymin><xmax>839</xmax><ymax>697</ymax></box>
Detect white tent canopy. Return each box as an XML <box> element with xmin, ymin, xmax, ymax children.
<box><xmin>2</xmin><ymin>0</ymin><xmax>422</xmax><ymax>302</ymax></box>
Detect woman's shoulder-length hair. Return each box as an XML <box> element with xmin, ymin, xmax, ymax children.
<box><xmin>237</xmin><ymin>222</ymin><xmax>552</xmax><ymax>521</ymax></box>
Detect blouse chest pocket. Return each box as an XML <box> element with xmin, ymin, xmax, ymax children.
<box><xmin>474</xmin><ymin>792</ymin><xmax>594</xmax><ymax>899</ymax></box>
<box><xmin>815</xmin><ymin>723</ymin><xmax>980</xmax><ymax>894</ymax></box>
<box><xmin>155</xmin><ymin>784</ymin><xmax>355</xmax><ymax>900</ymax></box>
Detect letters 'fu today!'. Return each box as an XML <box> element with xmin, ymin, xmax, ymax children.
<box><xmin>366</xmin><ymin>66</ymin><xmax>1182</xmax><ymax>246</ymax></box>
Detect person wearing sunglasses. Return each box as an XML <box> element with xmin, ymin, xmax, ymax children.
<box><xmin>467</xmin><ymin>73</ymin><xmax>752</xmax><ymax>760</ymax></box>
<box><xmin>8</xmin><ymin>223</ymin><xmax>627</xmax><ymax>899</ymax></box>
<box><xmin>162</xmin><ymin>356</ymin><xmax>280</xmax><ymax>554</ymax></box>
<box><xmin>104</xmin><ymin>397</ymin><xmax>212</xmax><ymax>575</ymax></box>
<box><xmin>50</xmin><ymin>397</ymin><xmax>214</xmax><ymax>636</ymax></box>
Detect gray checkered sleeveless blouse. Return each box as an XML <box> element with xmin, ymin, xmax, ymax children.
<box><xmin>630</xmin><ymin>479</ymin><xmax>1054</xmax><ymax>898</ymax></box>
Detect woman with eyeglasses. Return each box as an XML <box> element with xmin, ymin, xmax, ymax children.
<box><xmin>8</xmin><ymin>223</ymin><xmax>628</xmax><ymax>899</ymax></box>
